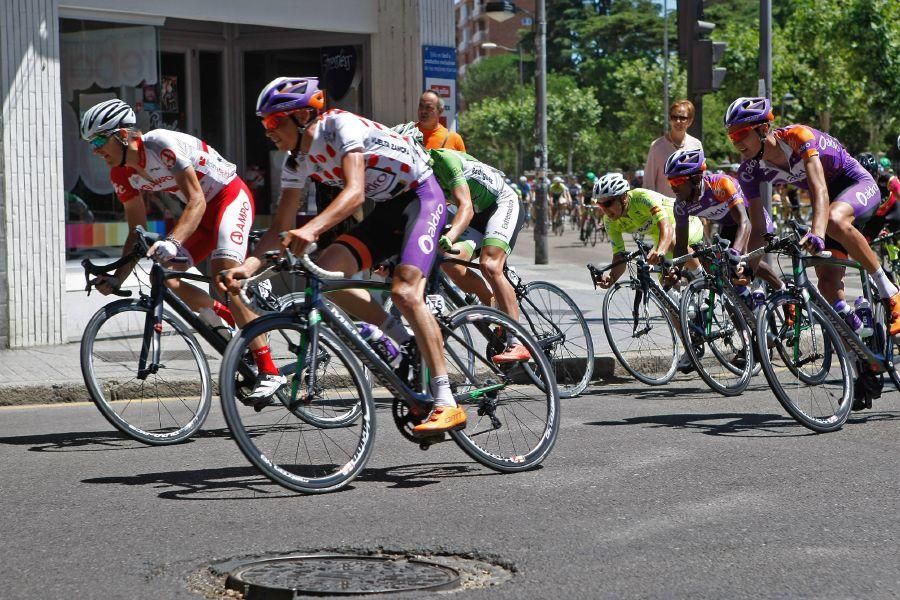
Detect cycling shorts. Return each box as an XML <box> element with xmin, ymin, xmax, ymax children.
<box><xmin>822</xmin><ymin>169</ymin><xmax>880</xmax><ymax>258</ymax></box>
<box><xmin>334</xmin><ymin>174</ymin><xmax>446</xmax><ymax>276</ymax></box>
<box><xmin>181</xmin><ymin>176</ymin><xmax>254</xmax><ymax>266</ymax></box>
<box><xmin>452</xmin><ymin>184</ymin><xmax>524</xmax><ymax>256</ymax></box>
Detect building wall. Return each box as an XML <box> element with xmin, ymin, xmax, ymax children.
<box><xmin>371</xmin><ymin>0</ymin><xmax>454</xmax><ymax>126</ymax></box>
<box><xmin>0</xmin><ymin>0</ymin><xmax>66</xmax><ymax>347</ymax></box>
<box><xmin>456</xmin><ymin>0</ymin><xmax>534</xmax><ymax>79</ymax></box>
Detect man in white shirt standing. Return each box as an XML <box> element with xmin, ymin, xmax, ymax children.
<box><xmin>644</xmin><ymin>100</ymin><xmax>703</xmax><ymax>194</ymax></box>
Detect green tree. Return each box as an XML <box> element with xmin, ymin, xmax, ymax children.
<box><xmin>459</xmin><ymin>54</ymin><xmax>522</xmax><ymax>107</ymax></box>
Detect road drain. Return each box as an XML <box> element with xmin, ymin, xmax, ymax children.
<box><xmin>200</xmin><ymin>549</ymin><xmax>513</xmax><ymax>598</ymax></box>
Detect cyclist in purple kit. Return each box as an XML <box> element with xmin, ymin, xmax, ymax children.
<box><xmin>723</xmin><ymin>97</ymin><xmax>900</xmax><ymax>337</ymax></box>
<box><xmin>664</xmin><ymin>148</ymin><xmax>784</xmax><ymax>296</ymax></box>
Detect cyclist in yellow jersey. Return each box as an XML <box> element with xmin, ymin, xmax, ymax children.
<box><xmin>591</xmin><ymin>173</ymin><xmax>702</xmax><ymax>290</ymax></box>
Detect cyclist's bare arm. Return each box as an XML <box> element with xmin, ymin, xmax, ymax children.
<box><xmin>599</xmin><ymin>252</ymin><xmax>628</xmax><ymax>289</ymax></box>
<box><xmin>166</xmin><ymin>166</ymin><xmax>207</xmax><ymax>244</ymax></box>
<box><xmin>674</xmin><ymin>220</ymin><xmax>690</xmax><ymax>259</ymax></box>
<box><xmin>649</xmin><ymin>219</ymin><xmax>673</xmax><ymax>264</ymax></box>
<box><xmin>284</xmin><ymin>151</ymin><xmax>365</xmax><ymax>254</ymax></box>
<box><xmin>728</xmin><ymin>203</ymin><xmax>752</xmax><ymax>253</ymax></box>
<box><xmin>804</xmin><ymin>155</ymin><xmax>830</xmax><ymax>239</ymax></box>
<box><xmin>445</xmin><ymin>184</ymin><xmax>475</xmax><ymax>244</ymax></box>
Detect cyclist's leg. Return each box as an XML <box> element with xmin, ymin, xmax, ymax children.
<box><xmin>477</xmin><ymin>188</ymin><xmax>524</xmax><ymax>322</ymax></box>
<box><xmin>441</xmin><ymin>210</ymin><xmax>493</xmax><ymax>304</ymax></box>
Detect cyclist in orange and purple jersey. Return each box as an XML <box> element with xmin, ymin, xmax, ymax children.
<box><xmin>723</xmin><ymin>97</ymin><xmax>900</xmax><ymax>336</ymax></box>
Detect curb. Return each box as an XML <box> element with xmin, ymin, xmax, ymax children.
<box><xmin>0</xmin><ymin>354</ymin><xmax>657</xmax><ymax>406</ymax></box>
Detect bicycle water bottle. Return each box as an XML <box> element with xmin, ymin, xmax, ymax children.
<box><xmin>356</xmin><ymin>322</ymin><xmax>401</xmax><ymax>367</ymax></box>
<box><xmin>854</xmin><ymin>296</ymin><xmax>875</xmax><ymax>338</ymax></box>
<box><xmin>833</xmin><ymin>300</ymin><xmax>872</xmax><ymax>339</ymax></box>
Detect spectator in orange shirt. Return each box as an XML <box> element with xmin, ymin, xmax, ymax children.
<box><xmin>417</xmin><ymin>90</ymin><xmax>466</xmax><ymax>151</ymax></box>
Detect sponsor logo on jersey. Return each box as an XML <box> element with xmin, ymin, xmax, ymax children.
<box><xmin>364</xmin><ymin>167</ymin><xmax>399</xmax><ymax>197</ymax></box>
<box><xmin>370</xmin><ymin>135</ymin><xmax>410</xmax><ymax>155</ymax></box>
<box><xmin>160</xmin><ymin>148</ymin><xmax>177</xmax><ymax>169</ymax></box>
<box><xmin>817</xmin><ymin>135</ymin><xmax>840</xmax><ymax>153</ymax></box>
<box><xmin>230</xmin><ymin>200</ymin><xmax>252</xmax><ymax>244</ymax></box>
<box><xmin>856</xmin><ymin>183</ymin><xmax>879</xmax><ymax>207</ymax></box>
<box><xmin>417</xmin><ymin>201</ymin><xmax>445</xmax><ymax>255</ymax></box>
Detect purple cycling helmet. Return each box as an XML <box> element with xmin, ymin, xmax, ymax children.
<box><xmin>664</xmin><ymin>148</ymin><xmax>707</xmax><ymax>177</ymax></box>
<box><xmin>256</xmin><ymin>77</ymin><xmax>325</xmax><ymax>117</ymax></box>
<box><xmin>723</xmin><ymin>97</ymin><xmax>774</xmax><ymax>128</ymax></box>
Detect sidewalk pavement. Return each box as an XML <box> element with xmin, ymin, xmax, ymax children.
<box><xmin>0</xmin><ymin>226</ymin><xmax>632</xmax><ymax>405</ymax></box>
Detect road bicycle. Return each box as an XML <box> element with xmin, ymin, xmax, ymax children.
<box><xmin>590</xmin><ymin>242</ymin><xmax>687</xmax><ymax>386</ymax></box>
<box><xmin>218</xmin><ymin>247</ymin><xmax>561</xmax><ymax>494</ymax></box>
<box><xmin>386</xmin><ymin>256</ymin><xmax>594</xmax><ymax>398</ymax></box>
<box><xmin>79</xmin><ymin>226</ymin><xmax>258</xmax><ymax>444</ymax></box>
<box><xmin>674</xmin><ymin>237</ymin><xmax>757</xmax><ymax>396</ymax></box>
<box><xmin>580</xmin><ymin>212</ymin><xmax>600</xmax><ymax>247</ymax></box>
<box><xmin>752</xmin><ymin>221</ymin><xmax>900</xmax><ymax>432</ymax></box>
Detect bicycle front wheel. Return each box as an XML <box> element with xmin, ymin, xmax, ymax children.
<box><xmin>80</xmin><ymin>299</ymin><xmax>211</xmax><ymax>445</ymax></box>
<box><xmin>679</xmin><ymin>279</ymin><xmax>753</xmax><ymax>396</ymax></box>
<box><xmin>518</xmin><ymin>281</ymin><xmax>594</xmax><ymax>397</ymax></box>
<box><xmin>443</xmin><ymin>305</ymin><xmax>560</xmax><ymax>472</ymax></box>
<box><xmin>602</xmin><ymin>280</ymin><xmax>678</xmax><ymax>385</ymax></box>
<box><xmin>756</xmin><ymin>293</ymin><xmax>852</xmax><ymax>432</ymax></box>
<box><xmin>220</xmin><ymin>315</ymin><xmax>375</xmax><ymax>494</ymax></box>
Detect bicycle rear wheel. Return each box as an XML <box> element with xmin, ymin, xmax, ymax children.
<box><xmin>80</xmin><ymin>299</ymin><xmax>211</xmax><ymax>445</ymax></box>
<box><xmin>443</xmin><ymin>305</ymin><xmax>560</xmax><ymax>472</ymax></box>
<box><xmin>518</xmin><ymin>281</ymin><xmax>594</xmax><ymax>397</ymax></box>
<box><xmin>220</xmin><ymin>315</ymin><xmax>375</xmax><ymax>494</ymax></box>
<box><xmin>756</xmin><ymin>293</ymin><xmax>852</xmax><ymax>432</ymax></box>
<box><xmin>679</xmin><ymin>279</ymin><xmax>753</xmax><ymax>396</ymax></box>
<box><xmin>590</xmin><ymin>219</ymin><xmax>599</xmax><ymax>247</ymax></box>
<box><xmin>602</xmin><ymin>280</ymin><xmax>678</xmax><ymax>385</ymax></box>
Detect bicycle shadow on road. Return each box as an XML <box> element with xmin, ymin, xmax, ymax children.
<box><xmin>82</xmin><ymin>465</ymin><xmax>306</xmax><ymax>501</ymax></box>
<box><xmin>355</xmin><ymin>462</ymin><xmax>499</xmax><ymax>489</ymax></box>
<box><xmin>0</xmin><ymin>427</ymin><xmax>233</xmax><ymax>453</ymax></box>
<box><xmin>585</xmin><ymin>412</ymin><xmax>807</xmax><ymax>438</ymax></box>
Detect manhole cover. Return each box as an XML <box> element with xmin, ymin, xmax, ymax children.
<box><xmin>224</xmin><ymin>554</ymin><xmax>460</xmax><ymax>597</ymax></box>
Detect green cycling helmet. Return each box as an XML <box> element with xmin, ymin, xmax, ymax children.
<box><xmin>880</xmin><ymin>156</ymin><xmax>891</xmax><ymax>169</ymax></box>
<box><xmin>585</xmin><ymin>171</ymin><xmax>597</xmax><ymax>182</ymax></box>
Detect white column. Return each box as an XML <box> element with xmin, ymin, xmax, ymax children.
<box><xmin>0</xmin><ymin>0</ymin><xmax>66</xmax><ymax>347</ymax></box>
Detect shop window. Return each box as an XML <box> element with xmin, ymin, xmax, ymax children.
<box><xmin>60</xmin><ymin>18</ymin><xmax>163</xmax><ymax>258</ymax></box>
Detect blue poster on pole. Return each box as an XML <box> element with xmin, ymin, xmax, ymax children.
<box><xmin>423</xmin><ymin>45</ymin><xmax>458</xmax><ymax>129</ymax></box>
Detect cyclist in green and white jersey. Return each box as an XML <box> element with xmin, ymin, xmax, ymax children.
<box><xmin>429</xmin><ymin>147</ymin><xmax>529</xmax><ymax>362</ymax></box>
<box><xmin>592</xmin><ymin>172</ymin><xmax>702</xmax><ymax>289</ymax></box>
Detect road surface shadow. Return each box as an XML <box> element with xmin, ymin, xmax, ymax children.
<box><xmin>82</xmin><ymin>465</ymin><xmax>303</xmax><ymax>500</ymax></box>
<box><xmin>0</xmin><ymin>427</ymin><xmax>233</xmax><ymax>452</ymax></box>
<box><xmin>355</xmin><ymin>462</ymin><xmax>497</xmax><ymax>488</ymax></box>
<box><xmin>585</xmin><ymin>411</ymin><xmax>809</xmax><ymax>437</ymax></box>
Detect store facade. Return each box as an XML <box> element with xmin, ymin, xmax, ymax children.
<box><xmin>0</xmin><ymin>0</ymin><xmax>455</xmax><ymax>347</ymax></box>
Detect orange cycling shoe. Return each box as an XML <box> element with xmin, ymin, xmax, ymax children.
<box><xmin>491</xmin><ymin>343</ymin><xmax>532</xmax><ymax>363</ymax></box>
<box><xmin>889</xmin><ymin>292</ymin><xmax>900</xmax><ymax>336</ymax></box>
<box><xmin>412</xmin><ymin>405</ymin><xmax>467</xmax><ymax>435</ymax></box>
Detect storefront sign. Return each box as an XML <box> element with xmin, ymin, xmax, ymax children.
<box><xmin>320</xmin><ymin>46</ymin><xmax>359</xmax><ymax>103</ymax></box>
<box><xmin>422</xmin><ymin>45</ymin><xmax>457</xmax><ymax>129</ymax></box>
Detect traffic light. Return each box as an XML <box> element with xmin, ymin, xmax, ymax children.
<box><xmin>677</xmin><ymin>0</ymin><xmax>727</xmax><ymax>94</ymax></box>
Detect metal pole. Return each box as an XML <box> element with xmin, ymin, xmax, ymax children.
<box><xmin>759</xmin><ymin>0</ymin><xmax>772</xmax><ymax>221</ymax></box>
<box><xmin>663</xmin><ymin>0</ymin><xmax>670</xmax><ymax>134</ymax></box>
<box><xmin>534</xmin><ymin>0</ymin><xmax>549</xmax><ymax>264</ymax></box>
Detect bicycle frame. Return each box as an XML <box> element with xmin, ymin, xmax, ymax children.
<box><xmin>281</xmin><ymin>267</ymin><xmax>510</xmax><ymax>418</ymax></box>
<box><xmin>789</xmin><ymin>254</ymin><xmax>886</xmax><ymax>373</ymax></box>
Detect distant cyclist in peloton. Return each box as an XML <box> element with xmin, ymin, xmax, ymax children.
<box><xmin>723</xmin><ymin>97</ymin><xmax>900</xmax><ymax>336</ymax></box>
<box><xmin>664</xmin><ymin>148</ymin><xmax>785</xmax><ymax>301</ymax></box>
<box><xmin>549</xmin><ymin>176</ymin><xmax>571</xmax><ymax>228</ymax></box>
<box><xmin>80</xmin><ymin>99</ymin><xmax>280</xmax><ymax>401</ymax></box>
<box><xmin>223</xmin><ymin>76</ymin><xmax>464</xmax><ymax>434</ymax></box>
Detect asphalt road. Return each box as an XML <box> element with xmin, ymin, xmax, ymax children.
<box><xmin>4</xmin><ymin>374</ymin><xmax>900</xmax><ymax>599</ymax></box>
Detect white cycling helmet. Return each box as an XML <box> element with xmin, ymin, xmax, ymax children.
<box><xmin>552</xmin><ymin>176</ymin><xmax>564</xmax><ymax>184</ymax></box>
<box><xmin>80</xmin><ymin>99</ymin><xmax>136</xmax><ymax>141</ymax></box>
<box><xmin>592</xmin><ymin>172</ymin><xmax>630</xmax><ymax>200</ymax></box>
<box><xmin>519</xmin><ymin>175</ymin><xmax>527</xmax><ymax>182</ymax></box>
<box><xmin>390</xmin><ymin>121</ymin><xmax>424</xmax><ymax>148</ymax></box>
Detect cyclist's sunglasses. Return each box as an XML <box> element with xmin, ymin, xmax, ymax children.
<box><xmin>261</xmin><ymin>111</ymin><xmax>301</xmax><ymax>131</ymax></box>
<box><xmin>727</xmin><ymin>124</ymin><xmax>759</xmax><ymax>143</ymax></box>
<box><xmin>596</xmin><ymin>197</ymin><xmax>619</xmax><ymax>208</ymax></box>
<box><xmin>667</xmin><ymin>175</ymin><xmax>691</xmax><ymax>187</ymax></box>
<box><xmin>88</xmin><ymin>135</ymin><xmax>109</xmax><ymax>150</ymax></box>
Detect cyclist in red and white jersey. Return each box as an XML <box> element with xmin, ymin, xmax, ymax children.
<box><xmin>219</xmin><ymin>77</ymin><xmax>467</xmax><ymax>434</ymax></box>
<box><xmin>80</xmin><ymin>99</ymin><xmax>282</xmax><ymax>400</ymax></box>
